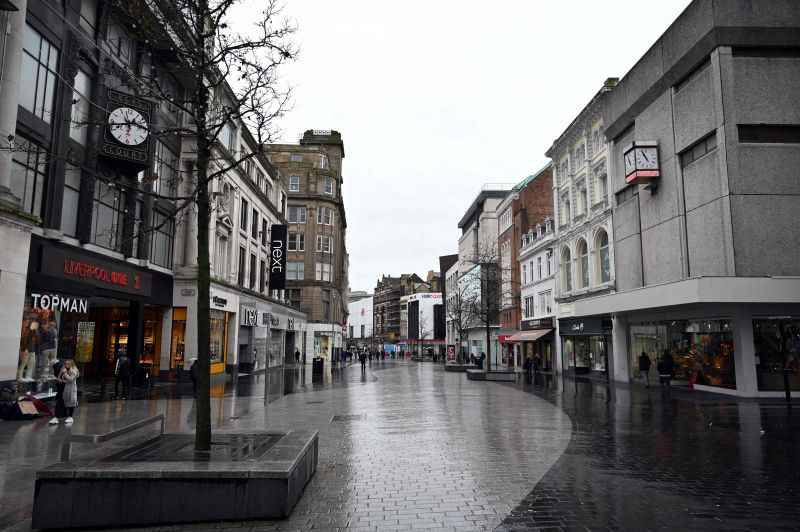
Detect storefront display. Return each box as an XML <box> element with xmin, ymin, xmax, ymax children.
<box><xmin>753</xmin><ymin>318</ymin><xmax>800</xmax><ymax>391</ymax></box>
<box><xmin>629</xmin><ymin>319</ymin><xmax>736</xmax><ymax>389</ymax></box>
<box><xmin>559</xmin><ymin>317</ymin><xmax>611</xmax><ymax>378</ymax></box>
<box><xmin>170</xmin><ymin>308</ymin><xmax>187</xmax><ymax>371</ymax></box>
<box><xmin>209</xmin><ymin>310</ymin><xmax>230</xmax><ymax>372</ymax></box>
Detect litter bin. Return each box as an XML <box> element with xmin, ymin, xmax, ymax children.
<box><xmin>312</xmin><ymin>357</ymin><xmax>324</xmax><ymax>376</ymax></box>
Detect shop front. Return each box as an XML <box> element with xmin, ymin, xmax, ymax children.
<box><xmin>14</xmin><ymin>236</ymin><xmax>173</xmax><ymax>396</ymax></box>
<box><xmin>559</xmin><ymin>316</ymin><xmax>612</xmax><ymax>380</ymax></box>
<box><xmin>753</xmin><ymin>317</ymin><xmax>800</xmax><ymax>392</ymax></box>
<box><xmin>510</xmin><ymin>317</ymin><xmax>555</xmax><ymax>373</ymax></box>
<box><xmin>238</xmin><ymin>299</ymin><xmax>269</xmax><ymax>373</ymax></box>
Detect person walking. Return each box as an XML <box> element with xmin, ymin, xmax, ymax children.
<box><xmin>189</xmin><ymin>358</ymin><xmax>199</xmax><ymax>398</ymax></box>
<box><xmin>359</xmin><ymin>351</ymin><xmax>367</xmax><ymax>370</ymax></box>
<box><xmin>294</xmin><ymin>348</ymin><xmax>301</xmax><ymax>365</ymax></box>
<box><xmin>114</xmin><ymin>352</ymin><xmax>131</xmax><ymax>399</ymax></box>
<box><xmin>58</xmin><ymin>359</ymin><xmax>79</xmax><ymax>425</ymax></box>
<box><xmin>657</xmin><ymin>350</ymin><xmax>675</xmax><ymax>394</ymax></box>
<box><xmin>523</xmin><ymin>354</ymin><xmax>533</xmax><ymax>384</ymax></box>
<box><xmin>638</xmin><ymin>351</ymin><xmax>652</xmax><ymax>388</ymax></box>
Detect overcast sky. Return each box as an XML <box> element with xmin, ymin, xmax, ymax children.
<box><xmin>258</xmin><ymin>0</ymin><xmax>692</xmax><ymax>293</ymax></box>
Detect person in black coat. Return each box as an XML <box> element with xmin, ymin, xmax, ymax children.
<box><xmin>657</xmin><ymin>351</ymin><xmax>675</xmax><ymax>393</ymax></box>
<box><xmin>189</xmin><ymin>358</ymin><xmax>199</xmax><ymax>398</ymax></box>
<box><xmin>638</xmin><ymin>352</ymin><xmax>652</xmax><ymax>388</ymax></box>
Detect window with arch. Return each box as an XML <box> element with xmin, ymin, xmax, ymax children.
<box><xmin>577</xmin><ymin>239</ymin><xmax>589</xmax><ymax>288</ymax></box>
<box><xmin>596</xmin><ymin>229</ymin><xmax>611</xmax><ymax>284</ymax></box>
<box><xmin>560</xmin><ymin>247</ymin><xmax>572</xmax><ymax>293</ymax></box>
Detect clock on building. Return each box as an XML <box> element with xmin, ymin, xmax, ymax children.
<box><xmin>100</xmin><ymin>89</ymin><xmax>153</xmax><ymax>167</ymax></box>
<box><xmin>623</xmin><ymin>141</ymin><xmax>660</xmax><ymax>188</ymax></box>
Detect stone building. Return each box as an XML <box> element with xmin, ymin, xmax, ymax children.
<box><xmin>265</xmin><ymin>130</ymin><xmax>349</xmax><ymax>360</ymax></box>
<box><xmin>373</xmin><ymin>273</ymin><xmax>425</xmax><ymax>350</ymax></box>
<box><xmin>573</xmin><ymin>0</ymin><xmax>800</xmax><ymax>397</ymax></box>
<box><xmin>548</xmin><ymin>79</ymin><xmax>617</xmax><ymax>381</ymax></box>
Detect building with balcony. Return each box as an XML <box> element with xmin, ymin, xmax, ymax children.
<box><xmin>265</xmin><ymin>130</ymin><xmax>349</xmax><ymax>360</ymax></box>
<box><xmin>547</xmin><ymin>78</ymin><xmax>617</xmax><ymax>380</ymax></box>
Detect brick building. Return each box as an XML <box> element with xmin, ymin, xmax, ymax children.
<box><xmin>497</xmin><ymin>165</ymin><xmax>554</xmax><ymax>367</ymax></box>
<box><xmin>373</xmin><ymin>273</ymin><xmax>426</xmax><ymax>349</ymax></box>
<box><xmin>265</xmin><ymin>130</ymin><xmax>349</xmax><ymax>360</ymax></box>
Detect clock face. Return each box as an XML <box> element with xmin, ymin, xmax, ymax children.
<box><xmin>108</xmin><ymin>107</ymin><xmax>149</xmax><ymax>146</ymax></box>
<box><xmin>635</xmin><ymin>147</ymin><xmax>658</xmax><ymax>170</ymax></box>
<box><xmin>624</xmin><ymin>150</ymin><xmax>636</xmax><ymax>175</ymax></box>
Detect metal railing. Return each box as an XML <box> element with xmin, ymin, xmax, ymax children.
<box><xmin>60</xmin><ymin>414</ymin><xmax>165</xmax><ymax>462</ymax></box>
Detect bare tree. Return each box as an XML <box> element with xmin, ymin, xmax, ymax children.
<box><xmin>103</xmin><ymin>0</ymin><xmax>297</xmax><ymax>451</ymax></box>
<box><xmin>445</xmin><ymin>280</ymin><xmax>476</xmax><ymax>364</ymax></box>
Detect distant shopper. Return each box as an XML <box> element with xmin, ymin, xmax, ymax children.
<box><xmin>189</xmin><ymin>358</ymin><xmax>199</xmax><ymax>398</ymax></box>
<box><xmin>59</xmin><ymin>359</ymin><xmax>79</xmax><ymax>425</ymax></box>
<box><xmin>523</xmin><ymin>354</ymin><xmax>533</xmax><ymax>384</ymax></box>
<box><xmin>302</xmin><ymin>351</ymin><xmax>307</xmax><ymax>366</ymax></box>
<box><xmin>114</xmin><ymin>352</ymin><xmax>131</xmax><ymax>399</ymax></box>
<box><xmin>295</xmin><ymin>348</ymin><xmax>301</xmax><ymax>364</ymax></box>
<box><xmin>359</xmin><ymin>351</ymin><xmax>367</xmax><ymax>370</ymax></box>
<box><xmin>638</xmin><ymin>352</ymin><xmax>652</xmax><ymax>388</ymax></box>
<box><xmin>657</xmin><ymin>351</ymin><xmax>675</xmax><ymax>393</ymax></box>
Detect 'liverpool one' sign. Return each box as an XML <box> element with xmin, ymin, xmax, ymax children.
<box><xmin>269</xmin><ymin>224</ymin><xmax>288</xmax><ymax>290</ymax></box>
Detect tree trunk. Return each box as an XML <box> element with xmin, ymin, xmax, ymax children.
<box><xmin>195</xmin><ymin>137</ymin><xmax>212</xmax><ymax>451</ymax></box>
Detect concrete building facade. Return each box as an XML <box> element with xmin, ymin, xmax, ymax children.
<box><xmin>573</xmin><ymin>0</ymin><xmax>800</xmax><ymax>397</ymax></box>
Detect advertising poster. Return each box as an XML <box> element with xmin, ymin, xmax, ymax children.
<box><xmin>76</xmin><ymin>321</ymin><xmax>96</xmax><ymax>363</ymax></box>
<box><xmin>447</xmin><ymin>345</ymin><xmax>456</xmax><ymax>362</ymax></box>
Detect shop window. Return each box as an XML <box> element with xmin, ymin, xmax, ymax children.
<box><xmin>560</xmin><ymin>247</ymin><xmax>572</xmax><ymax>293</ymax></box>
<box><xmin>11</xmin><ymin>136</ymin><xmax>48</xmax><ymax>218</ymax></box>
<box><xmin>150</xmin><ymin>210</ymin><xmax>174</xmax><ymax>268</ymax></box>
<box><xmin>753</xmin><ymin>318</ymin><xmax>800</xmax><ymax>391</ymax></box>
<box><xmin>20</xmin><ymin>24</ymin><xmax>59</xmax><ymax>124</ymax></box>
<box><xmin>70</xmin><ymin>70</ymin><xmax>92</xmax><ymax>144</ymax></box>
<box><xmin>596</xmin><ymin>229</ymin><xmax>611</xmax><ymax>284</ymax></box>
<box><xmin>61</xmin><ymin>164</ymin><xmax>81</xmax><ymax>237</ymax></box>
<box><xmin>209</xmin><ymin>310</ymin><xmax>230</xmax><ymax>365</ymax></box>
<box><xmin>628</xmin><ymin>320</ymin><xmax>736</xmax><ymax>388</ymax></box>
<box><xmin>92</xmin><ymin>180</ymin><xmax>126</xmax><ymax>251</ymax></box>
<box><xmin>170</xmin><ymin>307</ymin><xmax>187</xmax><ymax>370</ymax></box>
<box><xmin>577</xmin><ymin>239</ymin><xmax>589</xmax><ymax>288</ymax></box>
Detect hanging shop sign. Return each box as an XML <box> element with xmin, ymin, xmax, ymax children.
<box><xmin>31</xmin><ymin>292</ymin><xmax>88</xmax><ymax>314</ymax></box>
<box><xmin>559</xmin><ymin>317</ymin><xmax>613</xmax><ymax>337</ymax></box>
<box><xmin>268</xmin><ymin>224</ymin><xmax>288</xmax><ymax>290</ymax></box>
<box><xmin>212</xmin><ymin>296</ymin><xmax>228</xmax><ymax>307</ymax></box>
<box><xmin>41</xmin><ymin>247</ymin><xmax>152</xmax><ymax>297</ymax></box>
<box><xmin>521</xmin><ymin>317</ymin><xmax>553</xmax><ymax>330</ymax></box>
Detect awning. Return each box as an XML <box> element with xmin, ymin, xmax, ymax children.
<box><xmin>508</xmin><ymin>329</ymin><xmax>553</xmax><ymax>343</ymax></box>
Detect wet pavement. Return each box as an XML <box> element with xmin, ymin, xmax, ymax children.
<box><xmin>498</xmin><ymin>375</ymin><xmax>800</xmax><ymax>532</ymax></box>
<box><xmin>1</xmin><ymin>361</ymin><xmax>799</xmax><ymax>531</ymax></box>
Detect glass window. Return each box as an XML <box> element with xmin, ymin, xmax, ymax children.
<box><xmin>209</xmin><ymin>310</ymin><xmax>229</xmax><ymax>364</ymax></box>
<box><xmin>753</xmin><ymin>318</ymin><xmax>800</xmax><ymax>391</ymax></box>
<box><xmin>597</xmin><ymin>230</ymin><xmax>611</xmax><ymax>283</ymax></box>
<box><xmin>318</xmin><ymin>154</ymin><xmax>329</xmax><ymax>169</ymax></box>
<box><xmin>577</xmin><ymin>239</ymin><xmax>589</xmax><ymax>288</ymax></box>
<box><xmin>317</xmin><ymin>206</ymin><xmax>333</xmax><ymax>225</ymax></box>
<box><xmin>70</xmin><ymin>70</ymin><xmax>92</xmax><ymax>144</ymax></box>
<box><xmin>105</xmin><ymin>22</ymin><xmax>133</xmax><ymax>65</ymax></box>
<box><xmin>323</xmin><ymin>177</ymin><xmax>334</xmax><ymax>196</ymax></box>
<box><xmin>629</xmin><ymin>320</ymin><xmax>735</xmax><ymax>388</ymax></box>
<box><xmin>251</xmin><ymin>208</ymin><xmax>258</xmax><ymax>239</ymax></box>
<box><xmin>259</xmin><ymin>260</ymin><xmax>267</xmax><ymax>292</ymax></box>
<box><xmin>152</xmin><ymin>141</ymin><xmax>179</xmax><ymax>196</ymax></box>
<box><xmin>91</xmin><ymin>180</ymin><xmax>126</xmax><ymax>251</ymax></box>
<box><xmin>316</xmin><ymin>235</ymin><xmax>332</xmax><ymax>253</ymax></box>
<box><xmin>249</xmin><ymin>253</ymin><xmax>256</xmax><ymax>288</ymax></box>
<box><xmin>290</xmin><ymin>154</ymin><xmax>303</xmax><ymax>162</ymax></box>
<box><xmin>20</xmin><ymin>25</ymin><xmax>59</xmax><ymax>123</ymax></box>
<box><xmin>150</xmin><ymin>210</ymin><xmax>174</xmax><ymax>268</ymax></box>
<box><xmin>322</xmin><ymin>289</ymin><xmax>331</xmax><ymax>321</ymax></box>
<box><xmin>11</xmin><ymin>137</ymin><xmax>48</xmax><ymax>217</ymax></box>
<box><xmin>79</xmin><ymin>0</ymin><xmax>98</xmax><ymax>36</ymax></box>
<box><xmin>563</xmin><ymin>336</ymin><xmax>607</xmax><ymax>374</ymax></box>
<box><xmin>261</xmin><ymin>219</ymin><xmax>268</xmax><ymax>247</ymax></box>
<box><xmin>61</xmin><ymin>164</ymin><xmax>81</xmax><ymax>236</ymax></box>
<box><xmin>240</xmin><ymin>198</ymin><xmax>248</xmax><ymax>229</ymax></box>
<box><xmin>215</xmin><ymin>234</ymin><xmax>228</xmax><ymax>279</ymax></box>
<box><xmin>316</xmin><ymin>262</ymin><xmax>332</xmax><ymax>282</ymax></box>
<box><xmin>237</xmin><ymin>247</ymin><xmax>246</xmax><ymax>286</ymax></box>
<box><xmin>288</xmin><ymin>205</ymin><xmax>306</xmax><ymax>223</ymax></box>
<box><xmin>288</xmin><ymin>232</ymin><xmax>304</xmax><ymax>251</ymax></box>
<box><xmin>560</xmin><ymin>248</ymin><xmax>572</xmax><ymax>292</ymax></box>
<box><xmin>289</xmin><ymin>175</ymin><xmax>300</xmax><ymax>192</ymax></box>
<box><xmin>287</xmin><ymin>261</ymin><xmax>304</xmax><ymax>280</ymax></box>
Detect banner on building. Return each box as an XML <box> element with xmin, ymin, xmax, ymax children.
<box><xmin>268</xmin><ymin>224</ymin><xmax>288</xmax><ymax>290</ymax></box>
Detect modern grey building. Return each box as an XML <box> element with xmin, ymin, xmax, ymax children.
<box><xmin>569</xmin><ymin>0</ymin><xmax>800</xmax><ymax>397</ymax></box>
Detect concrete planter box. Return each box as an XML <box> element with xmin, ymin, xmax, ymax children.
<box><xmin>32</xmin><ymin>431</ymin><xmax>318</xmax><ymax>529</ymax></box>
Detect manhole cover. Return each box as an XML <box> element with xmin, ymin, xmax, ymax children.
<box><xmin>331</xmin><ymin>414</ymin><xmax>366</xmax><ymax>423</ymax></box>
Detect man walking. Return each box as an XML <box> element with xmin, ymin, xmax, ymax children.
<box><xmin>114</xmin><ymin>352</ymin><xmax>131</xmax><ymax>399</ymax></box>
<box><xmin>638</xmin><ymin>351</ymin><xmax>652</xmax><ymax>388</ymax></box>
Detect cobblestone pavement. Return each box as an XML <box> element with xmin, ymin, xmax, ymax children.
<box><xmin>497</xmin><ymin>375</ymin><xmax>800</xmax><ymax>532</ymax></box>
<box><xmin>0</xmin><ymin>361</ymin><xmax>572</xmax><ymax>531</ymax></box>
